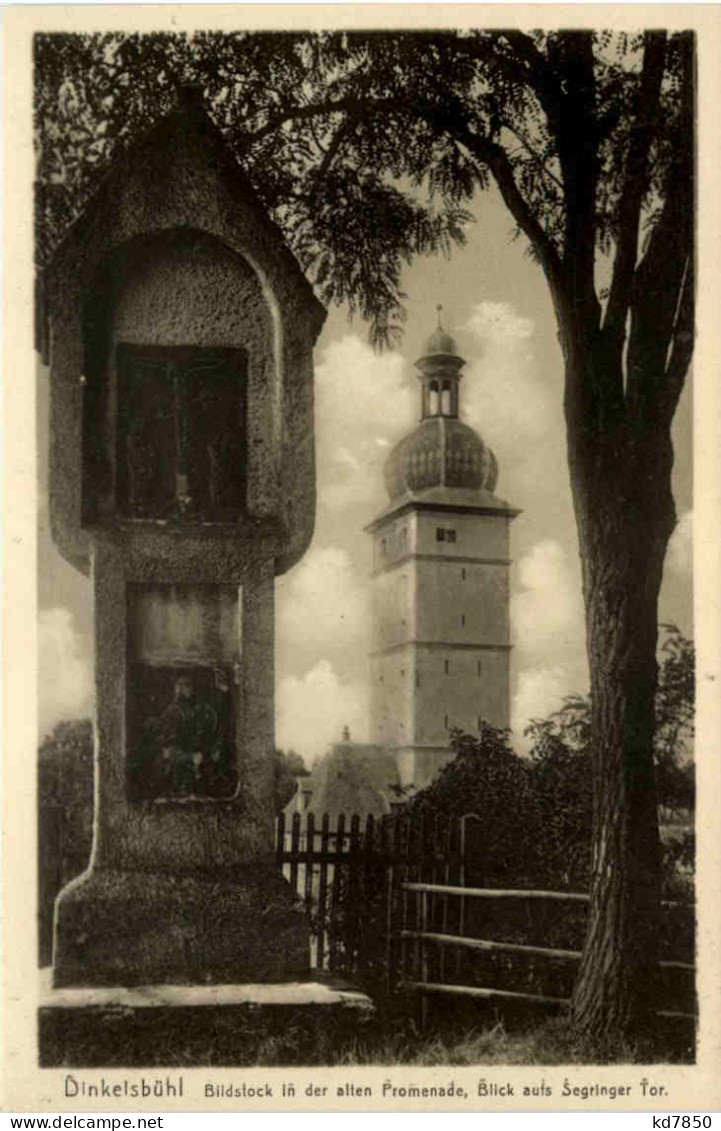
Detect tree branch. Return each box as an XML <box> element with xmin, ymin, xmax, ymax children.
<box><xmin>503</xmin><ymin>122</ymin><xmax>564</xmax><ymax>191</ymax></box>
<box><xmin>626</xmin><ymin>33</ymin><xmax>694</xmax><ymax>416</ymax></box>
<box><xmin>494</xmin><ymin>31</ymin><xmax>564</xmax><ymax>133</ymax></box>
<box><xmin>246</xmin><ymin>87</ymin><xmax>570</xmax><ymax>315</ymax></box>
<box><xmin>417</xmin><ymin>108</ymin><xmax>568</xmax><ymax>312</ymax></box>
<box><xmin>659</xmin><ymin>249</ymin><xmax>694</xmax><ymax>425</ymax></box>
<box><xmin>553</xmin><ymin>33</ymin><xmax>599</xmax><ymax>302</ymax></box>
<box><xmin>313</xmin><ymin>114</ymin><xmax>358</xmax><ymax>185</ymax></box>
<box><xmin>247</xmin><ymin>95</ymin><xmax>390</xmax><ymax>143</ymax></box>
<box><xmin>602</xmin><ymin>32</ymin><xmax>667</xmax><ymax>353</ymax></box>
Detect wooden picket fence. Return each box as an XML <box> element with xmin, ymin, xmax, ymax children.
<box><xmin>275</xmin><ymin>809</ymin><xmax>696</xmax><ymax>1020</ymax></box>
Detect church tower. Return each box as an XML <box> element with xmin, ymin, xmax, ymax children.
<box><xmin>366</xmin><ymin>317</ymin><xmax>519</xmax><ymax>791</ymax></box>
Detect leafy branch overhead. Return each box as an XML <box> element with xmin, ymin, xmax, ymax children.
<box><xmin>35</xmin><ymin>29</ymin><xmax>692</xmax><ymax>352</ymax></box>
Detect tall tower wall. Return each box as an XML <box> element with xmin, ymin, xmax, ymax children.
<box><xmin>369</xmin><ymin>505</ymin><xmax>513</xmax><ymax>784</ymax></box>
<box><xmin>367</xmin><ymin>317</ymin><xmax>519</xmax><ymax>793</ymax></box>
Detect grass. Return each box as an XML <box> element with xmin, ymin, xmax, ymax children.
<box><xmin>302</xmin><ymin>1006</ymin><xmax>694</xmax><ymax>1066</ymax></box>
<box><xmin>40</xmin><ymin>999</ymin><xmax>695</xmax><ymax>1068</ymax></box>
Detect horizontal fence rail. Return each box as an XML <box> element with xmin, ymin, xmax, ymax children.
<box><xmin>276</xmin><ymin>809</ymin><xmax>696</xmax><ymax>1022</ymax></box>
<box><xmin>402</xmin><ymin>882</ymin><xmax>589</xmax><ymax>902</ymax></box>
<box><xmin>401</xmin><ymin>929</ymin><xmax>582</xmax><ymax>962</ymax></box>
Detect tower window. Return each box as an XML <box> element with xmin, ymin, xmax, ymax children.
<box><xmin>461</xmin><ymin>614</ymin><xmax>466</xmax><ymax>627</ymax></box>
<box><xmin>477</xmin><ymin>660</ymin><xmax>482</xmax><ymax>677</ymax></box>
<box><xmin>415</xmin><ymin>671</ymin><xmax>420</xmax><ymax>688</ymax></box>
<box><xmin>436</xmin><ymin>527</ymin><xmax>457</xmax><ymax>543</ymax></box>
<box><xmin>444</xmin><ymin>660</ymin><xmax>449</xmax><ymax>675</ymax></box>
<box><xmin>380</xmin><ymin>538</ymin><xmax>387</xmax><ymax>555</ymax></box>
<box><xmin>462</xmin><ymin>568</ymin><xmax>466</xmax><ymax>580</ymax></box>
<box><xmin>444</xmin><ymin>714</ymin><xmax>449</xmax><ymax>729</ymax></box>
<box><xmin>477</xmin><ymin>715</ymin><xmax>482</xmax><ymax>731</ymax></box>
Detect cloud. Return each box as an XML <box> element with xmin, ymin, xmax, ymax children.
<box><xmin>276</xmin><ymin>544</ymin><xmax>370</xmax><ymax>663</ymax></box>
<box><xmin>465</xmin><ymin>301</ymin><xmax>535</xmax><ymax>343</ymax></box>
<box><xmin>314</xmin><ymin>334</ymin><xmax>414</xmax><ymax>513</ymax></box>
<box><xmin>511</xmin><ymin>539</ymin><xmax>588</xmax><ymax>748</ymax></box>
<box><xmin>461</xmin><ymin>301</ymin><xmax>564</xmax><ymax>498</ymax></box>
<box><xmin>512</xmin><ymin>666</ymin><xmax>573</xmax><ymax>754</ymax></box>
<box><xmin>667</xmin><ymin>509</ymin><xmax>693</xmax><ymax>574</ymax></box>
<box><xmin>38</xmin><ymin>607</ymin><xmax>94</xmax><ymax>738</ymax></box>
<box><xmin>513</xmin><ymin>539</ymin><xmax>585</xmax><ymax>652</ymax></box>
<box><xmin>276</xmin><ymin>660</ymin><xmax>369</xmax><ymax>762</ymax></box>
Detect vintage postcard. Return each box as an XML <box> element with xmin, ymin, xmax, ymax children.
<box><xmin>3</xmin><ymin>3</ymin><xmax>720</xmax><ymax>1115</ymax></box>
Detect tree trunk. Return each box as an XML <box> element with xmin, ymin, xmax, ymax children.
<box><xmin>565</xmin><ymin>344</ymin><xmax>677</xmax><ymax>1043</ymax></box>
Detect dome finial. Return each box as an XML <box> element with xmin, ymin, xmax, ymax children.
<box><xmin>436</xmin><ymin>303</ymin><xmax>444</xmax><ymax>330</ymax></box>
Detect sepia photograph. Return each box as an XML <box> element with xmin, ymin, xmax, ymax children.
<box><xmin>3</xmin><ymin>4</ymin><xmax>720</xmax><ymax>1114</ymax></box>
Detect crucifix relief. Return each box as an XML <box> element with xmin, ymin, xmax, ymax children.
<box><xmin>116</xmin><ymin>345</ymin><xmax>247</xmax><ymax>522</ymax></box>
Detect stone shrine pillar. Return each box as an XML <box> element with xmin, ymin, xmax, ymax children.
<box><xmin>38</xmin><ymin>92</ymin><xmax>326</xmax><ymax>986</ymax></box>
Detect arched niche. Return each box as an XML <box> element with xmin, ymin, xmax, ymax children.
<box><xmin>81</xmin><ymin>229</ymin><xmax>273</xmax><ymax>527</ymax></box>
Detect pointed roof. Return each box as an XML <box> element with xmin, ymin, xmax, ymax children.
<box><xmin>283</xmin><ymin>742</ymin><xmax>400</xmax><ymax>824</ymax></box>
<box><xmin>38</xmin><ymin>86</ymin><xmax>325</xmax><ymax>355</ymax></box>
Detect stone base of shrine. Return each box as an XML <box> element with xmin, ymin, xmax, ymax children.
<box><xmin>38</xmin><ymin>972</ymin><xmax>375</xmax><ymax>1068</ymax></box>
<box><xmin>52</xmin><ymin>866</ymin><xmax>309</xmax><ymax>988</ymax></box>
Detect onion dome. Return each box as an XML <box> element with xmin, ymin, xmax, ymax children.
<box><xmin>384</xmin><ymin>416</ymin><xmax>499</xmax><ymax>498</ymax></box>
<box><xmin>423</xmin><ymin>325</ymin><xmax>461</xmax><ymax>358</ymax></box>
<box><xmin>383</xmin><ymin>308</ymin><xmax>499</xmax><ymax>500</ymax></box>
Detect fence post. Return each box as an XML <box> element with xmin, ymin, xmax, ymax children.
<box><xmin>304</xmin><ymin>811</ymin><xmax>315</xmax><ymax>916</ymax></box>
<box><xmin>317</xmin><ymin>812</ymin><xmax>331</xmax><ymax>972</ymax></box>
<box><xmin>420</xmin><ymin>886</ymin><xmax>429</xmax><ymax>1030</ymax></box>
<box><xmin>362</xmin><ymin>814</ymin><xmax>376</xmax><ymax>979</ymax></box>
<box><xmin>276</xmin><ymin>811</ymin><xmax>285</xmax><ymax>864</ymax></box>
<box><xmin>329</xmin><ymin>812</ymin><xmax>346</xmax><ymax>973</ymax></box>
<box><xmin>381</xmin><ymin>813</ymin><xmax>394</xmax><ymax>996</ymax></box>
<box><xmin>289</xmin><ymin>811</ymin><xmax>301</xmax><ymax>895</ymax></box>
<box><xmin>349</xmin><ymin>814</ymin><xmax>362</xmax><ymax>974</ymax></box>
<box><xmin>439</xmin><ymin>813</ymin><xmax>452</xmax><ymax>986</ymax></box>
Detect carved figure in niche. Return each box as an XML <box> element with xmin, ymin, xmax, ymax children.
<box><xmin>207</xmin><ymin>430</ymin><xmax>237</xmax><ymax>510</ymax></box>
<box><xmin>128</xmin><ymin>666</ymin><xmax>236</xmax><ymax>800</ymax></box>
<box><xmin>123</xmin><ymin>372</ymin><xmax>176</xmax><ymax>519</ymax></box>
<box><xmin>126</xmin><ymin>419</ymin><xmax>160</xmax><ymax>518</ymax></box>
<box><xmin>117</xmin><ymin>346</ymin><xmax>247</xmax><ymax>522</ymax></box>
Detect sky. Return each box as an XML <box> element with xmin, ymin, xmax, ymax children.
<box><xmin>37</xmin><ymin>183</ymin><xmax>693</xmax><ymax>760</ymax></box>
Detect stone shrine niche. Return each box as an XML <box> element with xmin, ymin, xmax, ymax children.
<box><xmin>126</xmin><ymin>583</ymin><xmax>240</xmax><ymax>803</ymax></box>
<box><xmin>116</xmin><ymin>345</ymin><xmax>247</xmax><ymax>522</ymax></box>
<box><xmin>126</xmin><ymin>663</ymin><xmax>238</xmax><ymax>802</ymax></box>
<box><xmin>44</xmin><ymin>95</ymin><xmax>326</xmax><ymax>986</ymax></box>
<box><xmin>79</xmin><ymin>226</ymin><xmax>264</xmax><ymax>531</ymax></box>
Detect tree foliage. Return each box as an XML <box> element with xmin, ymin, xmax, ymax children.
<box><xmin>407</xmin><ymin>627</ymin><xmax>694</xmax><ymax>895</ymax></box>
<box><xmin>407</xmin><ymin>724</ymin><xmax>542</xmax><ymax>886</ymax></box>
<box><xmin>38</xmin><ymin>717</ymin><xmax>94</xmax><ymax>829</ymax></box>
<box><xmin>36</xmin><ymin>29</ymin><xmax>692</xmax><ymax>348</ymax></box>
<box><xmin>274</xmin><ymin>747</ymin><xmax>309</xmax><ymax>813</ymax></box>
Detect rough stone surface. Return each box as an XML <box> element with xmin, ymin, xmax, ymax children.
<box><xmin>88</xmin><ymin>543</ymin><xmax>277</xmax><ymax>874</ymax></box>
<box><xmin>42</xmin><ymin>98</ymin><xmax>325</xmax><ymax>988</ymax></box>
<box><xmin>44</xmin><ymin>98</ymin><xmax>325</xmax><ymax>577</ymax></box>
<box><xmin>39</xmin><ymin>968</ymin><xmax>372</xmax><ymax>1009</ymax></box>
<box><xmin>53</xmin><ymin>867</ymin><xmax>309</xmax><ymax>987</ymax></box>
<box><xmin>38</xmin><ymin>971</ymin><xmax>375</xmax><ymax>1068</ymax></box>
